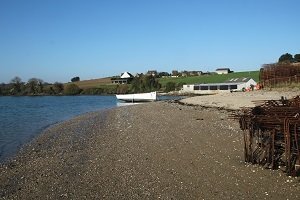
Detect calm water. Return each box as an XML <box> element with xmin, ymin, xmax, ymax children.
<box><xmin>0</xmin><ymin>96</ymin><xmax>117</xmax><ymax>162</ymax></box>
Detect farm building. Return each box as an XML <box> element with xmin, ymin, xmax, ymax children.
<box><xmin>216</xmin><ymin>68</ymin><xmax>231</xmax><ymax>74</ymax></box>
<box><xmin>181</xmin><ymin>77</ymin><xmax>257</xmax><ymax>94</ymax></box>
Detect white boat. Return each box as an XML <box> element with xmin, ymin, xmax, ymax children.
<box><xmin>116</xmin><ymin>92</ymin><xmax>157</xmax><ymax>102</ymax></box>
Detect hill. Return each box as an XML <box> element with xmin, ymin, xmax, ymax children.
<box><xmin>158</xmin><ymin>71</ymin><xmax>260</xmax><ymax>87</ymax></box>
<box><xmin>66</xmin><ymin>77</ymin><xmax>112</xmax><ymax>89</ymax></box>
<box><xmin>64</xmin><ymin>71</ymin><xmax>260</xmax><ymax>93</ymax></box>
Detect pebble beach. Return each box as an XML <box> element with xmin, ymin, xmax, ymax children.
<box><xmin>1</xmin><ymin>93</ymin><xmax>300</xmax><ymax>199</ymax></box>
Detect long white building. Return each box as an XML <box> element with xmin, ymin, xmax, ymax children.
<box><xmin>181</xmin><ymin>77</ymin><xmax>257</xmax><ymax>94</ymax></box>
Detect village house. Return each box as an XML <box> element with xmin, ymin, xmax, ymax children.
<box><xmin>111</xmin><ymin>72</ymin><xmax>134</xmax><ymax>84</ymax></box>
<box><xmin>181</xmin><ymin>71</ymin><xmax>203</xmax><ymax>77</ymax></box>
<box><xmin>146</xmin><ymin>70</ymin><xmax>158</xmax><ymax>77</ymax></box>
<box><xmin>216</xmin><ymin>68</ymin><xmax>231</xmax><ymax>74</ymax></box>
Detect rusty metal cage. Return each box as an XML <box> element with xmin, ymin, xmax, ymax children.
<box><xmin>232</xmin><ymin>96</ymin><xmax>300</xmax><ymax>176</ymax></box>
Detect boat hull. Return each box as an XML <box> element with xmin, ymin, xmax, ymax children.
<box><xmin>116</xmin><ymin>92</ymin><xmax>157</xmax><ymax>102</ymax></box>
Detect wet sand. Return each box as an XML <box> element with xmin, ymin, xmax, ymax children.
<box><xmin>1</xmin><ymin>101</ymin><xmax>299</xmax><ymax>199</ymax></box>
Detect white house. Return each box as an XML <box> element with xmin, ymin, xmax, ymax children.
<box><xmin>181</xmin><ymin>77</ymin><xmax>257</xmax><ymax>94</ymax></box>
<box><xmin>112</xmin><ymin>72</ymin><xmax>134</xmax><ymax>84</ymax></box>
<box><xmin>120</xmin><ymin>72</ymin><xmax>134</xmax><ymax>79</ymax></box>
<box><xmin>216</xmin><ymin>68</ymin><xmax>231</xmax><ymax>74</ymax></box>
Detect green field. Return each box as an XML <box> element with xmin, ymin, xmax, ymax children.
<box><xmin>158</xmin><ymin>71</ymin><xmax>260</xmax><ymax>87</ymax></box>
<box><xmin>67</xmin><ymin>71</ymin><xmax>260</xmax><ymax>91</ymax></box>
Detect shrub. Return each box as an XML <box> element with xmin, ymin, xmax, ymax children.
<box><xmin>64</xmin><ymin>84</ymin><xmax>82</xmax><ymax>95</ymax></box>
<box><xmin>165</xmin><ymin>82</ymin><xmax>176</xmax><ymax>92</ymax></box>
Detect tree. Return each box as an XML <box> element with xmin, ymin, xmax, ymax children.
<box><xmin>64</xmin><ymin>83</ymin><xmax>82</xmax><ymax>95</ymax></box>
<box><xmin>26</xmin><ymin>78</ymin><xmax>44</xmax><ymax>94</ymax></box>
<box><xmin>130</xmin><ymin>75</ymin><xmax>160</xmax><ymax>93</ymax></box>
<box><xmin>10</xmin><ymin>76</ymin><xmax>23</xmax><ymax>94</ymax></box>
<box><xmin>165</xmin><ymin>82</ymin><xmax>176</xmax><ymax>92</ymax></box>
<box><xmin>71</xmin><ymin>77</ymin><xmax>80</xmax><ymax>82</ymax></box>
<box><xmin>172</xmin><ymin>70</ymin><xmax>179</xmax><ymax>76</ymax></box>
<box><xmin>294</xmin><ymin>54</ymin><xmax>300</xmax><ymax>62</ymax></box>
<box><xmin>176</xmin><ymin>82</ymin><xmax>186</xmax><ymax>90</ymax></box>
<box><xmin>53</xmin><ymin>82</ymin><xmax>64</xmax><ymax>94</ymax></box>
<box><xmin>278</xmin><ymin>53</ymin><xmax>293</xmax><ymax>63</ymax></box>
<box><xmin>158</xmin><ymin>72</ymin><xmax>170</xmax><ymax>77</ymax></box>
<box><xmin>0</xmin><ymin>83</ymin><xmax>10</xmax><ymax>95</ymax></box>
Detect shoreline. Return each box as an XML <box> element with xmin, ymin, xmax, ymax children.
<box><xmin>179</xmin><ymin>90</ymin><xmax>300</xmax><ymax>110</ymax></box>
<box><xmin>1</xmin><ymin>101</ymin><xmax>299</xmax><ymax>199</ymax></box>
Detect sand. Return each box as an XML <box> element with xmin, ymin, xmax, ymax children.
<box><xmin>180</xmin><ymin>90</ymin><xmax>300</xmax><ymax>110</ymax></box>
<box><xmin>0</xmin><ymin>99</ymin><xmax>300</xmax><ymax>199</ymax></box>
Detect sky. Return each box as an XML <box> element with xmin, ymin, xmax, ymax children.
<box><xmin>0</xmin><ymin>0</ymin><xmax>299</xmax><ymax>83</ymax></box>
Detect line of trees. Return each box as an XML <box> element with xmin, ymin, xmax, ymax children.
<box><xmin>0</xmin><ymin>74</ymin><xmax>183</xmax><ymax>96</ymax></box>
<box><xmin>0</xmin><ymin>76</ymin><xmax>65</xmax><ymax>96</ymax></box>
<box><xmin>278</xmin><ymin>53</ymin><xmax>300</xmax><ymax>63</ymax></box>
<box><xmin>0</xmin><ymin>76</ymin><xmax>122</xmax><ymax>96</ymax></box>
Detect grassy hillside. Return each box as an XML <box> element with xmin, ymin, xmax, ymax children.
<box><xmin>158</xmin><ymin>71</ymin><xmax>259</xmax><ymax>87</ymax></box>
<box><xmin>64</xmin><ymin>71</ymin><xmax>260</xmax><ymax>92</ymax></box>
<box><xmin>66</xmin><ymin>77</ymin><xmax>112</xmax><ymax>89</ymax></box>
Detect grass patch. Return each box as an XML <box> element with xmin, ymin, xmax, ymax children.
<box><xmin>158</xmin><ymin>71</ymin><xmax>259</xmax><ymax>87</ymax></box>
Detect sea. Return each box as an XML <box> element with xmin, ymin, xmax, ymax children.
<box><xmin>0</xmin><ymin>95</ymin><xmax>183</xmax><ymax>163</ymax></box>
<box><xmin>0</xmin><ymin>95</ymin><xmax>117</xmax><ymax>163</ymax></box>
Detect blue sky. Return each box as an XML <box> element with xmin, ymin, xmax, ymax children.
<box><xmin>0</xmin><ymin>0</ymin><xmax>299</xmax><ymax>83</ymax></box>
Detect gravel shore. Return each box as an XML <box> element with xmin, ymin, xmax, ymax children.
<box><xmin>1</xmin><ymin>101</ymin><xmax>299</xmax><ymax>199</ymax></box>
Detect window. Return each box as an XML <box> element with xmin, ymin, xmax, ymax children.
<box><xmin>194</xmin><ymin>85</ymin><xmax>200</xmax><ymax>90</ymax></box>
<box><xmin>219</xmin><ymin>85</ymin><xmax>229</xmax><ymax>90</ymax></box>
<box><xmin>200</xmin><ymin>86</ymin><xmax>209</xmax><ymax>90</ymax></box>
<box><xmin>230</xmin><ymin>85</ymin><xmax>237</xmax><ymax>89</ymax></box>
<box><xmin>209</xmin><ymin>86</ymin><xmax>218</xmax><ymax>90</ymax></box>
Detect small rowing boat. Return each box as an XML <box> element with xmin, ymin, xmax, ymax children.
<box><xmin>116</xmin><ymin>92</ymin><xmax>157</xmax><ymax>102</ymax></box>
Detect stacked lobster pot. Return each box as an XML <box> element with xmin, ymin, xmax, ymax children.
<box><xmin>233</xmin><ymin>96</ymin><xmax>300</xmax><ymax>176</ymax></box>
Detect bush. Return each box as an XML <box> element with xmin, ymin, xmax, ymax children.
<box><xmin>64</xmin><ymin>84</ymin><xmax>82</xmax><ymax>95</ymax></box>
<box><xmin>165</xmin><ymin>82</ymin><xmax>176</xmax><ymax>92</ymax></box>
<box><xmin>116</xmin><ymin>84</ymin><xmax>129</xmax><ymax>94</ymax></box>
<box><xmin>53</xmin><ymin>82</ymin><xmax>64</xmax><ymax>94</ymax></box>
<box><xmin>176</xmin><ymin>82</ymin><xmax>186</xmax><ymax>90</ymax></box>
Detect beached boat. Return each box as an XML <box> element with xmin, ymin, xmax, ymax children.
<box><xmin>116</xmin><ymin>92</ymin><xmax>157</xmax><ymax>102</ymax></box>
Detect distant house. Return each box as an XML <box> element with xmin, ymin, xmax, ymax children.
<box><xmin>172</xmin><ymin>70</ymin><xmax>179</xmax><ymax>77</ymax></box>
<box><xmin>120</xmin><ymin>72</ymin><xmax>134</xmax><ymax>79</ymax></box>
<box><xmin>190</xmin><ymin>71</ymin><xmax>203</xmax><ymax>76</ymax></box>
<box><xmin>111</xmin><ymin>72</ymin><xmax>134</xmax><ymax>84</ymax></box>
<box><xmin>181</xmin><ymin>71</ymin><xmax>203</xmax><ymax>77</ymax></box>
<box><xmin>216</xmin><ymin>68</ymin><xmax>231</xmax><ymax>74</ymax></box>
<box><xmin>146</xmin><ymin>70</ymin><xmax>158</xmax><ymax>77</ymax></box>
<box><xmin>181</xmin><ymin>77</ymin><xmax>257</xmax><ymax>94</ymax></box>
